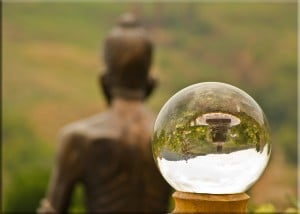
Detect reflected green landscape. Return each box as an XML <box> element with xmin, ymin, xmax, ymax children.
<box><xmin>154</xmin><ymin>112</ymin><xmax>270</xmax><ymax>161</ymax></box>
<box><xmin>152</xmin><ymin>82</ymin><xmax>271</xmax><ymax>162</ymax></box>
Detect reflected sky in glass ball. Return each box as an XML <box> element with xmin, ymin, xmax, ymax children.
<box><xmin>152</xmin><ymin>82</ymin><xmax>271</xmax><ymax>194</ymax></box>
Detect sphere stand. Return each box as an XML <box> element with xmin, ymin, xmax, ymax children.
<box><xmin>172</xmin><ymin>191</ymin><xmax>249</xmax><ymax>213</ymax></box>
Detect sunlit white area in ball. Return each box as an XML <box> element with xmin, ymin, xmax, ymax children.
<box><xmin>157</xmin><ymin>145</ymin><xmax>269</xmax><ymax>194</ymax></box>
<box><xmin>152</xmin><ymin>82</ymin><xmax>271</xmax><ymax>194</ymax></box>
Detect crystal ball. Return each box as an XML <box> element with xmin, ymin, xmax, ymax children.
<box><xmin>152</xmin><ymin>82</ymin><xmax>271</xmax><ymax>194</ymax></box>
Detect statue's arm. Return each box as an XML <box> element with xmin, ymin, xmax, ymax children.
<box><xmin>38</xmin><ymin>130</ymin><xmax>84</xmax><ymax>214</ymax></box>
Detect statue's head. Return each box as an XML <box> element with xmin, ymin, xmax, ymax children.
<box><xmin>100</xmin><ymin>13</ymin><xmax>157</xmax><ymax>105</ymax></box>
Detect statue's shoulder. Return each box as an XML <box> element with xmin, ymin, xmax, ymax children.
<box><xmin>59</xmin><ymin>111</ymin><xmax>122</xmax><ymax>145</ymax></box>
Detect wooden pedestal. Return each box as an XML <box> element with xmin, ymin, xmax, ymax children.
<box><xmin>172</xmin><ymin>191</ymin><xmax>249</xmax><ymax>213</ymax></box>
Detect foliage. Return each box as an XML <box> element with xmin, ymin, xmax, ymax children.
<box><xmin>69</xmin><ymin>185</ymin><xmax>86</xmax><ymax>213</ymax></box>
<box><xmin>3</xmin><ymin>116</ymin><xmax>52</xmax><ymax>212</ymax></box>
<box><xmin>253</xmin><ymin>203</ymin><xmax>277</xmax><ymax>213</ymax></box>
<box><xmin>153</xmin><ymin>107</ymin><xmax>271</xmax><ymax>161</ymax></box>
<box><xmin>5</xmin><ymin>167</ymin><xmax>50</xmax><ymax>212</ymax></box>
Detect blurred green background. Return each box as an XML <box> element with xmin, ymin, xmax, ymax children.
<box><xmin>2</xmin><ymin>2</ymin><xmax>297</xmax><ymax>213</ymax></box>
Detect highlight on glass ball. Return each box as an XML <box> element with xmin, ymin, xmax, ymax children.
<box><xmin>152</xmin><ymin>82</ymin><xmax>271</xmax><ymax>194</ymax></box>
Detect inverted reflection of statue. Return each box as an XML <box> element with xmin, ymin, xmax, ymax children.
<box><xmin>38</xmin><ymin>13</ymin><xmax>171</xmax><ymax>213</ymax></box>
<box><xmin>192</xmin><ymin>112</ymin><xmax>241</xmax><ymax>152</ymax></box>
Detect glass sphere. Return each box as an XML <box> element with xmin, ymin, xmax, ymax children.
<box><xmin>152</xmin><ymin>82</ymin><xmax>271</xmax><ymax>194</ymax></box>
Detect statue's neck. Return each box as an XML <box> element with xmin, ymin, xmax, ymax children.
<box><xmin>111</xmin><ymin>87</ymin><xmax>145</xmax><ymax>100</ymax></box>
<box><xmin>111</xmin><ymin>97</ymin><xmax>144</xmax><ymax>112</ymax></box>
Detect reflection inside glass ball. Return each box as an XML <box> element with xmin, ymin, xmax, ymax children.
<box><xmin>152</xmin><ymin>82</ymin><xmax>271</xmax><ymax>194</ymax></box>
<box><xmin>192</xmin><ymin>112</ymin><xmax>241</xmax><ymax>153</ymax></box>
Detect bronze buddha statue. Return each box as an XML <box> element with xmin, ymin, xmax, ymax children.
<box><xmin>38</xmin><ymin>13</ymin><xmax>171</xmax><ymax>213</ymax></box>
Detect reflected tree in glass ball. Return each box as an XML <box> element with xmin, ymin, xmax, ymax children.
<box><xmin>152</xmin><ymin>82</ymin><xmax>271</xmax><ymax>194</ymax></box>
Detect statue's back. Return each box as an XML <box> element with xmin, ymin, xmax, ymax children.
<box><xmin>72</xmin><ymin>102</ymin><xmax>171</xmax><ymax>212</ymax></box>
